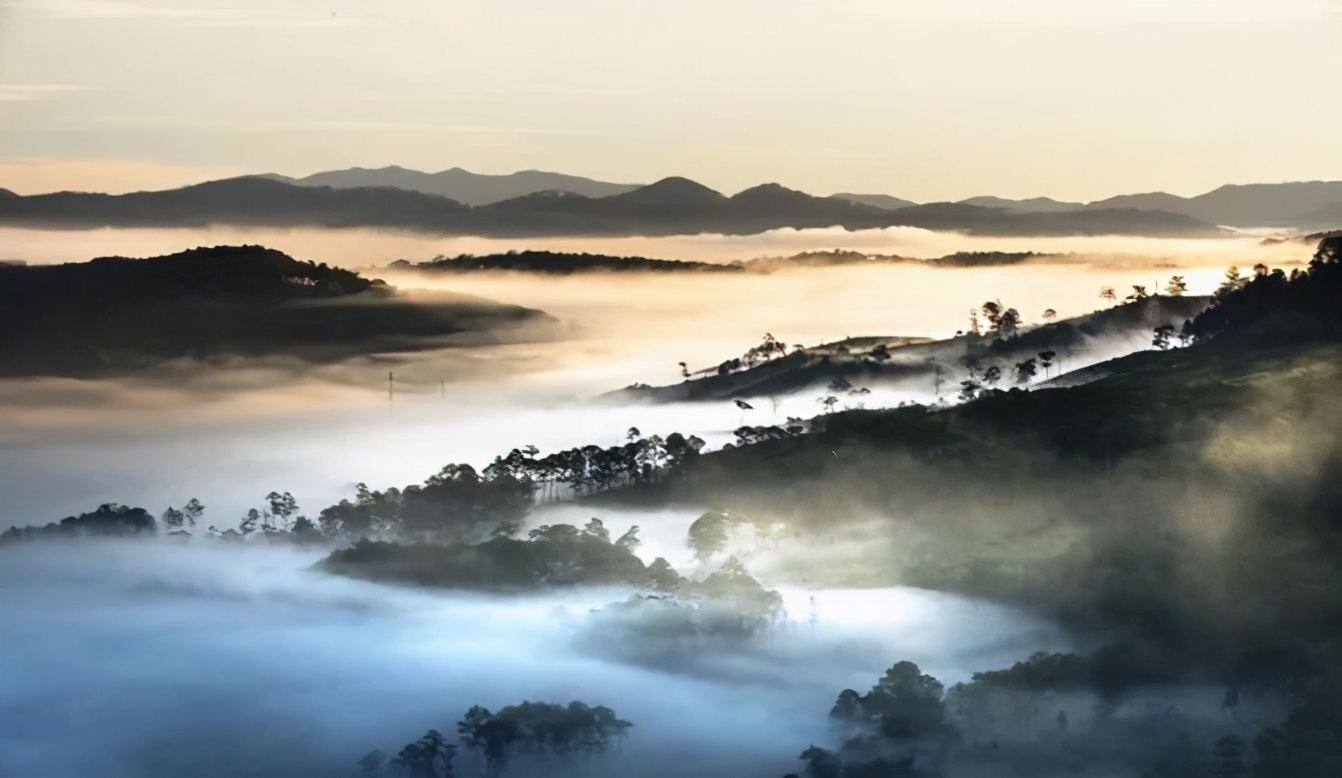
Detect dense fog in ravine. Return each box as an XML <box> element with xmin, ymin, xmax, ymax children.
<box><xmin>0</xmin><ymin>540</ymin><xmax>1071</xmax><ymax>778</ymax></box>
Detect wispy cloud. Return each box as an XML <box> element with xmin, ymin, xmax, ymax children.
<box><xmin>0</xmin><ymin>84</ymin><xmax>95</xmax><ymax>102</ymax></box>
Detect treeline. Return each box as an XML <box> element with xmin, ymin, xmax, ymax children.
<box><xmin>393</xmin><ymin>250</ymin><xmax>741</xmax><ymax>275</ymax></box>
<box><xmin>359</xmin><ymin>700</ymin><xmax>632</xmax><ymax>778</ymax></box>
<box><xmin>0</xmin><ymin>429</ymin><xmax>709</xmax><ymax>546</ymax></box>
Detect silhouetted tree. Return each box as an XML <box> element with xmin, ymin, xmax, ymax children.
<box><xmin>1099</xmin><ymin>286</ymin><xmax>1117</xmax><ymax>304</ymax></box>
<box><xmin>1165</xmin><ymin>275</ymin><xmax>1188</xmax><ymax>296</ymax></box>
<box><xmin>1126</xmin><ymin>285</ymin><xmax>1149</xmax><ymax>302</ymax></box>
<box><xmin>1152</xmin><ymin>324</ymin><xmax>1175</xmax><ymax>350</ymax></box>
<box><xmin>1013</xmin><ymin>358</ymin><xmax>1037</xmax><ymax>384</ymax></box>
<box><xmin>389</xmin><ymin>730</ymin><xmax>456</xmax><ymax>778</ymax></box>
<box><xmin>1038</xmin><ymin>350</ymin><xmax>1056</xmax><ymax>377</ymax></box>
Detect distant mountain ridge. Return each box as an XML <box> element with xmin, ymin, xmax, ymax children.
<box><xmin>261</xmin><ymin>165</ymin><xmax>641</xmax><ymax>206</ymax></box>
<box><xmin>0</xmin><ymin>176</ymin><xmax>1228</xmax><ymax>238</ymax></box>
<box><xmin>252</xmin><ymin>166</ymin><xmax>1342</xmax><ymax>228</ymax></box>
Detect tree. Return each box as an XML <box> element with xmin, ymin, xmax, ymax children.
<box><xmin>581</xmin><ymin>518</ymin><xmax>610</xmax><ymax>543</ymax></box>
<box><xmin>358</xmin><ymin>750</ymin><xmax>387</xmax><ymax>778</ymax></box>
<box><xmin>677</xmin><ymin>361</ymin><xmax>689</xmax><ymax>380</ymax></box>
<box><xmin>981</xmin><ymin>300</ymin><xmax>1021</xmax><ymax>339</ymax></box>
<box><xmin>818</xmin><ymin>395</ymin><xmax>838</xmax><ymax>413</ymax></box>
<box><xmin>1165</xmin><ymin>275</ymin><xmax>1188</xmax><ymax>296</ymax></box>
<box><xmin>1038</xmin><ymin>350</ymin><xmax>1057</xmax><ymax>378</ymax></box>
<box><xmin>957</xmin><ymin>379</ymin><xmax>982</xmax><ymax>403</ymax></box>
<box><xmin>1152</xmin><ymin>324</ymin><xmax>1175</xmax><ymax>350</ymax></box>
<box><xmin>981</xmin><ymin>365</ymin><xmax>1002</xmax><ymax>386</ymax></box>
<box><xmin>614</xmin><ymin>525</ymin><xmax>640</xmax><ymax>552</ymax></box>
<box><xmin>239</xmin><ymin>508</ymin><xmax>261</xmax><ymax>536</ymax></box>
<box><xmin>265</xmin><ymin>491</ymin><xmax>298</xmax><ymax>533</ymax></box>
<box><xmin>1099</xmin><ymin>286</ymin><xmax>1117</xmax><ymax>304</ymax></box>
<box><xmin>182</xmin><ymin>498</ymin><xmax>204</xmax><ymax>527</ymax></box>
<box><xmin>161</xmin><ymin>506</ymin><xmax>185</xmax><ymax>530</ymax></box>
<box><xmin>389</xmin><ymin>730</ymin><xmax>456</xmax><ymax>778</ymax></box>
<box><xmin>1217</xmin><ymin>266</ymin><xmax>1246</xmax><ymax>299</ymax></box>
<box><xmin>1126</xmin><ymin>285</ymin><xmax>1149</xmax><ymax>302</ymax></box>
<box><xmin>1013</xmin><ymin>358</ymin><xmax>1037</xmax><ymax>384</ymax></box>
<box><xmin>1042</xmin><ymin>308</ymin><xmax>1057</xmax><ymax>321</ymax></box>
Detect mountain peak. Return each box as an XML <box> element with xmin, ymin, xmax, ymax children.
<box><xmin>615</xmin><ymin>177</ymin><xmax>726</xmax><ymax>205</ymax></box>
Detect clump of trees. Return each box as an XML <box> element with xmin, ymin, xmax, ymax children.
<box><xmin>0</xmin><ymin>503</ymin><xmax>156</xmax><ymax>543</ymax></box>
<box><xmin>320</xmin><ymin>518</ymin><xmax>669</xmax><ymax>591</ymax></box>
<box><xmin>799</xmin><ymin>651</ymin><xmax>1342</xmax><ymax>778</ymax></box>
<box><xmin>362</xmin><ymin>701</ymin><xmax>631</xmax><ymax>777</ymax></box>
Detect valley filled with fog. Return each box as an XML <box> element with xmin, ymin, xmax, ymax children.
<box><xmin>2</xmin><ymin>224</ymin><xmax>1337</xmax><ymax>778</ymax></box>
<box><xmin>0</xmin><ymin>225</ymin><xmax>1289</xmax><ymax>525</ymax></box>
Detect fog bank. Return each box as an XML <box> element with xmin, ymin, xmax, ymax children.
<box><xmin>0</xmin><ymin>540</ymin><xmax>1069</xmax><ymax>778</ymax></box>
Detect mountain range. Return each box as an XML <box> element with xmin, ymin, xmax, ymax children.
<box><xmin>0</xmin><ymin>175</ymin><xmax>1229</xmax><ymax>238</ymax></box>
<box><xmin>261</xmin><ymin>166</ymin><xmax>640</xmax><ymax>206</ymax></box>
<box><xmin>246</xmin><ymin>166</ymin><xmax>1342</xmax><ymax>229</ymax></box>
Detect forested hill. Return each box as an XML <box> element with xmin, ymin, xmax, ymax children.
<box><xmin>392</xmin><ymin>249</ymin><xmax>1058</xmax><ymax>276</ymax></box>
<box><xmin>0</xmin><ymin>244</ymin><xmax>378</xmax><ymax>304</ymax></box>
<box><xmin>391</xmin><ymin>250</ymin><xmax>743</xmax><ymax>275</ymax></box>
<box><xmin>0</xmin><ymin>245</ymin><xmax>552</xmax><ymax>378</ymax></box>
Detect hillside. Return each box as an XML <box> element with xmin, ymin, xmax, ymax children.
<box><xmin>0</xmin><ymin>176</ymin><xmax>1228</xmax><ymax>238</ymax></box>
<box><xmin>585</xmin><ymin>243</ymin><xmax>1342</xmax><ymax>694</ymax></box>
<box><xmin>611</xmin><ymin>295</ymin><xmax>1209</xmax><ymax>403</ymax></box>
<box><xmin>0</xmin><ymin>245</ymin><xmax>552</xmax><ymax>378</ymax></box>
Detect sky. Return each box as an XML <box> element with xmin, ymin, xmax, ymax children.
<box><xmin>1</xmin><ymin>0</ymin><xmax>1340</xmax><ymax>201</ymax></box>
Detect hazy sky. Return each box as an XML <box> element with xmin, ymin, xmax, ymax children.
<box><xmin>1</xmin><ymin>0</ymin><xmax>1340</xmax><ymax>200</ymax></box>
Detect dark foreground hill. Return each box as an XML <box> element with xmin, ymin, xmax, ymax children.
<box><xmin>0</xmin><ymin>245</ymin><xmax>552</xmax><ymax>378</ymax></box>
<box><xmin>590</xmin><ymin>239</ymin><xmax>1342</xmax><ymax>687</ymax></box>
<box><xmin>0</xmin><ymin>176</ymin><xmax>1228</xmax><ymax>238</ymax></box>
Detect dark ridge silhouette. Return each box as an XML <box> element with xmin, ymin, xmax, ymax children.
<box><xmin>1084</xmin><ymin>180</ymin><xmax>1342</xmax><ymax>227</ymax></box>
<box><xmin>394</xmin><ymin>250</ymin><xmax>744</xmax><ymax>275</ymax></box>
<box><xmin>0</xmin><ymin>245</ymin><xmax>551</xmax><ymax>378</ymax></box>
<box><xmin>0</xmin><ymin>176</ymin><xmax>1228</xmax><ymax>237</ymax></box>
<box><xmin>0</xmin><ymin>176</ymin><xmax>471</xmax><ymax>230</ymax></box>
<box><xmin>391</xmin><ymin>248</ymin><xmax>1059</xmax><ymax>276</ymax></box>
<box><xmin>958</xmin><ymin>195</ymin><xmax>1085</xmax><ymax>213</ymax></box>
<box><xmin>829</xmin><ymin>192</ymin><xmax>918</xmax><ymax>210</ymax></box>
<box><xmin>261</xmin><ymin>165</ymin><xmax>641</xmax><ymax>205</ymax></box>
